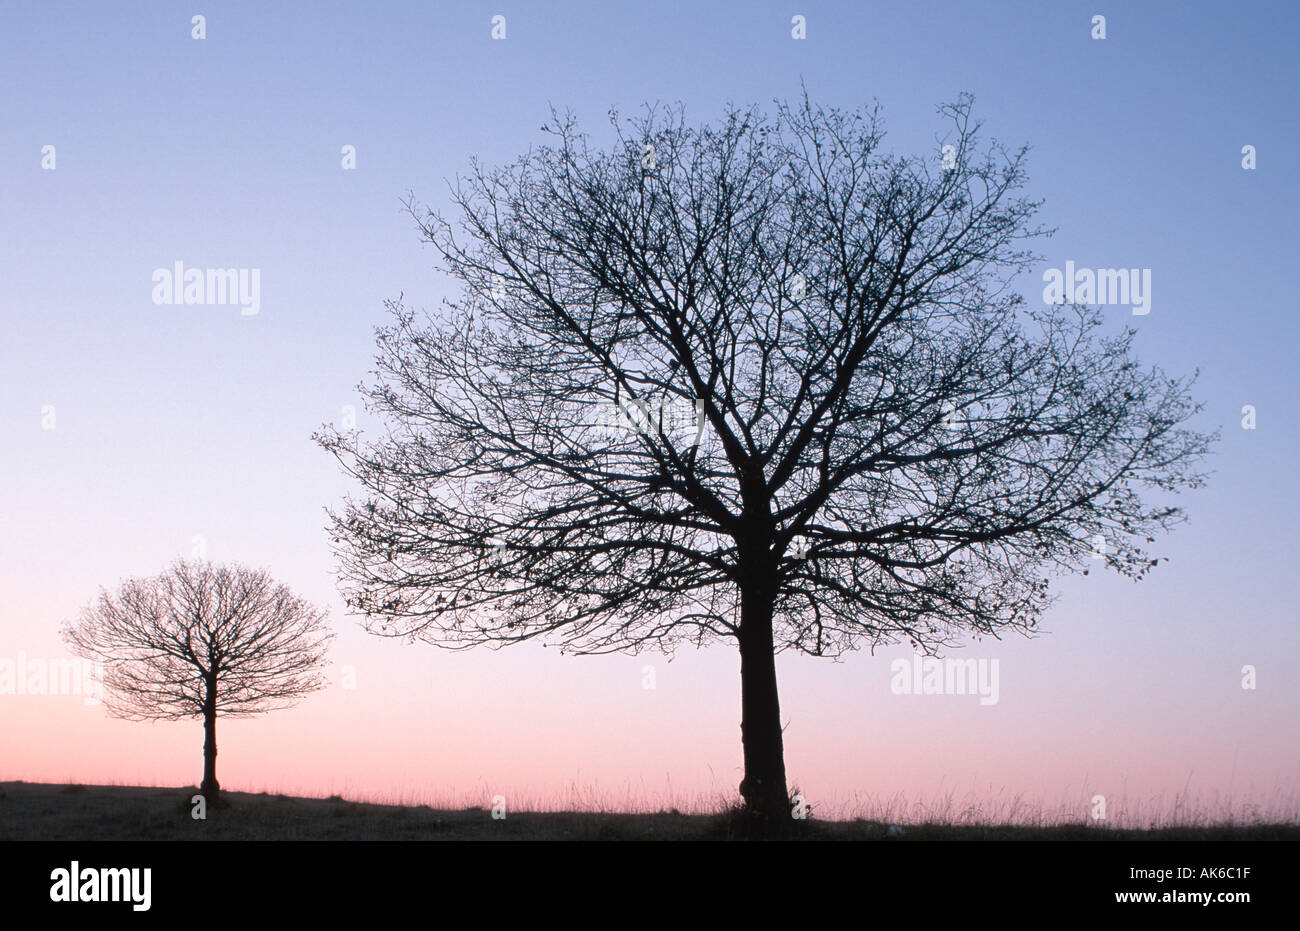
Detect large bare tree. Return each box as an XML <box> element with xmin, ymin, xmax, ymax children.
<box><xmin>318</xmin><ymin>92</ymin><xmax>1213</xmax><ymax>826</ymax></box>
<box><xmin>63</xmin><ymin>560</ymin><xmax>334</xmax><ymax>798</ymax></box>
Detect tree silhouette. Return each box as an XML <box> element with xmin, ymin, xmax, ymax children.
<box><xmin>62</xmin><ymin>560</ymin><xmax>334</xmax><ymax>798</ymax></box>
<box><xmin>318</xmin><ymin>92</ymin><xmax>1214</xmax><ymax>826</ymax></box>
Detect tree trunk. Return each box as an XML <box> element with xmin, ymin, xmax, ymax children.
<box><xmin>200</xmin><ymin>679</ymin><xmax>219</xmax><ymax>798</ymax></box>
<box><xmin>737</xmin><ymin>580</ymin><xmax>789</xmax><ymax>825</ymax></box>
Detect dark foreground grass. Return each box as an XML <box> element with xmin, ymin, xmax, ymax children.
<box><xmin>1</xmin><ymin>782</ymin><xmax>1295</xmax><ymax>841</ymax></box>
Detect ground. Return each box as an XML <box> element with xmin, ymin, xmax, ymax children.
<box><xmin>1</xmin><ymin>782</ymin><xmax>1294</xmax><ymax>841</ymax></box>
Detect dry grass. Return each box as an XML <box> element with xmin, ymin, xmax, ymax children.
<box><xmin>1</xmin><ymin>781</ymin><xmax>1295</xmax><ymax>841</ymax></box>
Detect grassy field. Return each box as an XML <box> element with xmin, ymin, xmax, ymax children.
<box><xmin>2</xmin><ymin>781</ymin><xmax>1297</xmax><ymax>840</ymax></box>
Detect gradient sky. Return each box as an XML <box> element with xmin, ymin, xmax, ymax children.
<box><xmin>2</xmin><ymin>0</ymin><xmax>1297</xmax><ymax>822</ymax></box>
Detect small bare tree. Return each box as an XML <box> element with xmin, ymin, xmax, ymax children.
<box><xmin>62</xmin><ymin>560</ymin><xmax>334</xmax><ymax>798</ymax></box>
